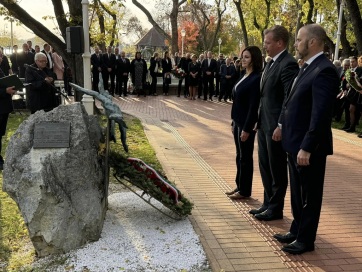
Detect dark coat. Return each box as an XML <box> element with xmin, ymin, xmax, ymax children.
<box><xmin>91</xmin><ymin>53</ymin><xmax>103</xmax><ymax>72</ymax></box>
<box><xmin>149</xmin><ymin>57</ymin><xmax>162</xmax><ymax>76</ymax></box>
<box><xmin>258</xmin><ymin>50</ymin><xmax>299</xmax><ymax>132</ymax></box>
<box><xmin>280</xmin><ymin>54</ymin><xmax>339</xmax><ymax>155</ymax></box>
<box><xmin>10</xmin><ymin>53</ymin><xmax>19</xmax><ymax>74</ymax></box>
<box><xmin>17</xmin><ymin>51</ymin><xmax>35</xmax><ymax>78</ymax></box>
<box><xmin>178</xmin><ymin>57</ymin><xmax>192</xmax><ymax>74</ymax></box>
<box><xmin>162</xmin><ymin>58</ymin><xmax>172</xmax><ymax>74</ymax></box>
<box><xmin>0</xmin><ymin>55</ymin><xmax>11</xmax><ymax>76</ymax></box>
<box><xmin>0</xmin><ymin>68</ymin><xmax>13</xmax><ymax>114</ymax></box>
<box><xmin>115</xmin><ymin>56</ymin><xmax>131</xmax><ymax>76</ymax></box>
<box><xmin>102</xmin><ymin>53</ymin><xmax>116</xmax><ymax>72</ymax></box>
<box><xmin>201</xmin><ymin>58</ymin><xmax>217</xmax><ymax>77</ymax></box>
<box><xmin>41</xmin><ymin>50</ymin><xmax>53</xmax><ymax>69</ymax></box>
<box><xmin>25</xmin><ymin>64</ymin><xmax>57</xmax><ymax>113</ymax></box>
<box><xmin>231</xmin><ymin>71</ymin><xmax>261</xmax><ymax>132</ymax></box>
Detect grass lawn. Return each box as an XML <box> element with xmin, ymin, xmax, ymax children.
<box><xmin>0</xmin><ymin>111</ymin><xmax>162</xmax><ymax>271</ymax></box>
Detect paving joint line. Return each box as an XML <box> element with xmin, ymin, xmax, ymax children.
<box><xmin>162</xmin><ymin>121</ymin><xmax>313</xmax><ymax>270</ymax></box>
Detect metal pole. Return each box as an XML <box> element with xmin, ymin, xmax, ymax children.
<box><xmin>182</xmin><ymin>36</ymin><xmax>184</xmax><ymax>56</ymax></box>
<box><xmin>81</xmin><ymin>0</ymin><xmax>94</xmax><ymax>114</ymax></box>
<box><xmin>218</xmin><ymin>44</ymin><xmax>220</xmax><ymax>55</ymax></box>
<box><xmin>334</xmin><ymin>0</ymin><xmax>344</xmax><ymax>61</ymax></box>
<box><xmin>10</xmin><ymin>18</ymin><xmax>13</xmax><ymax>48</ymax></box>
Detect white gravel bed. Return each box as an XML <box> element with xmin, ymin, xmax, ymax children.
<box><xmin>33</xmin><ymin>192</ymin><xmax>210</xmax><ymax>272</ymax></box>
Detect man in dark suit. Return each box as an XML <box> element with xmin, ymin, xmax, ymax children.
<box><xmin>10</xmin><ymin>45</ymin><xmax>19</xmax><ymax>75</ymax></box>
<box><xmin>177</xmin><ymin>53</ymin><xmax>191</xmax><ymax>97</ymax></box>
<box><xmin>115</xmin><ymin>50</ymin><xmax>131</xmax><ymax>96</ymax></box>
<box><xmin>215</xmin><ymin>54</ymin><xmax>225</xmax><ymax>97</ymax></box>
<box><xmin>274</xmin><ymin>24</ymin><xmax>339</xmax><ymax>255</ymax></box>
<box><xmin>201</xmin><ymin>51</ymin><xmax>217</xmax><ymax>101</ymax></box>
<box><xmin>251</xmin><ymin>25</ymin><xmax>299</xmax><ymax>221</ymax></box>
<box><xmin>91</xmin><ymin>46</ymin><xmax>103</xmax><ymax>92</ymax></box>
<box><xmin>17</xmin><ymin>43</ymin><xmax>35</xmax><ymax>78</ymax></box>
<box><xmin>102</xmin><ymin>46</ymin><xmax>116</xmax><ymax>95</ymax></box>
<box><xmin>41</xmin><ymin>43</ymin><xmax>53</xmax><ymax>71</ymax></box>
<box><xmin>0</xmin><ymin>68</ymin><xmax>15</xmax><ymax>170</ymax></box>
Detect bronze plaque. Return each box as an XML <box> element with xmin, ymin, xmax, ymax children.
<box><xmin>33</xmin><ymin>122</ymin><xmax>71</xmax><ymax>148</ymax></box>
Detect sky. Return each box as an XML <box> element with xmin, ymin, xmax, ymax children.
<box><xmin>0</xmin><ymin>0</ymin><xmax>152</xmax><ymax>42</ymax></box>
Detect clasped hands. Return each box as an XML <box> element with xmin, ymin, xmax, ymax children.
<box><xmin>44</xmin><ymin>77</ymin><xmax>54</xmax><ymax>84</ymax></box>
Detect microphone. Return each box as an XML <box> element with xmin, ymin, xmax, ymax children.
<box><xmin>24</xmin><ymin>64</ymin><xmax>39</xmax><ymax>70</ymax></box>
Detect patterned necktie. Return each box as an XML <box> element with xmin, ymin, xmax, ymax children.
<box><xmin>262</xmin><ymin>59</ymin><xmax>274</xmax><ymax>82</ymax></box>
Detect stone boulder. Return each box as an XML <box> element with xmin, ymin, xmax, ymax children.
<box><xmin>3</xmin><ymin>103</ymin><xmax>107</xmax><ymax>257</ymax></box>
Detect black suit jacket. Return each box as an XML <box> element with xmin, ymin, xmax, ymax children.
<box><xmin>115</xmin><ymin>56</ymin><xmax>131</xmax><ymax>76</ymax></box>
<box><xmin>162</xmin><ymin>58</ymin><xmax>172</xmax><ymax>74</ymax></box>
<box><xmin>231</xmin><ymin>71</ymin><xmax>261</xmax><ymax>132</ymax></box>
<box><xmin>91</xmin><ymin>53</ymin><xmax>103</xmax><ymax>72</ymax></box>
<box><xmin>280</xmin><ymin>54</ymin><xmax>339</xmax><ymax>155</ymax></box>
<box><xmin>17</xmin><ymin>51</ymin><xmax>35</xmax><ymax>78</ymax></box>
<box><xmin>0</xmin><ymin>68</ymin><xmax>12</xmax><ymax>114</ymax></box>
<box><xmin>258</xmin><ymin>50</ymin><xmax>299</xmax><ymax>132</ymax></box>
<box><xmin>201</xmin><ymin>58</ymin><xmax>217</xmax><ymax>77</ymax></box>
<box><xmin>41</xmin><ymin>50</ymin><xmax>53</xmax><ymax>69</ymax></box>
<box><xmin>102</xmin><ymin>53</ymin><xmax>116</xmax><ymax>72</ymax></box>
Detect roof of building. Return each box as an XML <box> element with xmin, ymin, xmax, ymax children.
<box><xmin>135</xmin><ymin>27</ymin><xmax>166</xmax><ymax>47</ymax></box>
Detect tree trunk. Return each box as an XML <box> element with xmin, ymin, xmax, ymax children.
<box><xmin>233</xmin><ymin>0</ymin><xmax>249</xmax><ymax>47</ymax></box>
<box><xmin>344</xmin><ymin>0</ymin><xmax>362</xmax><ymax>55</ymax></box>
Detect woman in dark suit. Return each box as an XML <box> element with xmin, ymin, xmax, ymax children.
<box><xmin>226</xmin><ymin>46</ymin><xmax>262</xmax><ymax>200</ymax></box>
<box><xmin>161</xmin><ymin>51</ymin><xmax>172</xmax><ymax>95</ymax></box>
<box><xmin>149</xmin><ymin>52</ymin><xmax>161</xmax><ymax>96</ymax></box>
<box><xmin>188</xmin><ymin>54</ymin><xmax>200</xmax><ymax>100</ymax></box>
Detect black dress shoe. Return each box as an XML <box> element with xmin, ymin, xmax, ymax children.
<box><xmin>282</xmin><ymin>240</ymin><xmax>314</xmax><ymax>254</ymax></box>
<box><xmin>345</xmin><ymin>127</ymin><xmax>356</xmax><ymax>132</ymax></box>
<box><xmin>249</xmin><ymin>206</ymin><xmax>267</xmax><ymax>215</ymax></box>
<box><xmin>274</xmin><ymin>232</ymin><xmax>296</xmax><ymax>243</ymax></box>
<box><xmin>209</xmin><ymin>97</ymin><xmax>213</xmax><ymax>101</ymax></box>
<box><xmin>254</xmin><ymin>209</ymin><xmax>283</xmax><ymax>221</ymax></box>
<box><xmin>341</xmin><ymin>124</ymin><xmax>350</xmax><ymax>130</ymax></box>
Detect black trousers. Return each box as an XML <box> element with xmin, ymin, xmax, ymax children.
<box><xmin>116</xmin><ymin>75</ymin><xmax>128</xmax><ymax>95</ymax></box>
<box><xmin>257</xmin><ymin>126</ymin><xmax>288</xmax><ymax>213</ymax></box>
<box><xmin>0</xmin><ymin>113</ymin><xmax>9</xmax><ymax>158</ymax></box>
<box><xmin>102</xmin><ymin>71</ymin><xmax>115</xmax><ymax>94</ymax></box>
<box><xmin>233</xmin><ymin>124</ymin><xmax>256</xmax><ymax>197</ymax></box>
<box><xmin>203</xmin><ymin>75</ymin><xmax>214</xmax><ymax>99</ymax></box>
<box><xmin>150</xmin><ymin>73</ymin><xmax>157</xmax><ymax>95</ymax></box>
<box><xmin>92</xmin><ymin>70</ymin><xmax>99</xmax><ymax>91</ymax></box>
<box><xmin>288</xmin><ymin>152</ymin><xmax>327</xmax><ymax>244</ymax></box>
<box><xmin>198</xmin><ymin>77</ymin><xmax>203</xmax><ymax>97</ymax></box>
<box><xmin>178</xmin><ymin>76</ymin><xmax>189</xmax><ymax>96</ymax></box>
<box><xmin>215</xmin><ymin>76</ymin><xmax>220</xmax><ymax>96</ymax></box>
<box><xmin>219</xmin><ymin>79</ymin><xmax>233</xmax><ymax>101</ymax></box>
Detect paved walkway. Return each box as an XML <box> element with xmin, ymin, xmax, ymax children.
<box><xmin>102</xmin><ymin>94</ymin><xmax>362</xmax><ymax>271</ymax></box>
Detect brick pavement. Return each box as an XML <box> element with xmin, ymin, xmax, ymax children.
<box><xmin>102</xmin><ymin>94</ymin><xmax>362</xmax><ymax>271</ymax></box>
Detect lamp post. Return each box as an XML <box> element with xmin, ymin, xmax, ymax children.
<box><xmin>218</xmin><ymin>38</ymin><xmax>222</xmax><ymax>55</ymax></box>
<box><xmin>181</xmin><ymin>28</ymin><xmax>186</xmax><ymax>56</ymax></box>
<box><xmin>10</xmin><ymin>18</ymin><xmax>14</xmax><ymax>48</ymax></box>
<box><xmin>334</xmin><ymin>0</ymin><xmax>344</xmax><ymax>60</ymax></box>
<box><xmin>81</xmin><ymin>0</ymin><xmax>94</xmax><ymax>115</ymax></box>
<box><xmin>274</xmin><ymin>16</ymin><xmax>282</xmax><ymax>25</ymax></box>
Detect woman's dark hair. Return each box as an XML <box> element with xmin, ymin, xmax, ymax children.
<box><xmin>164</xmin><ymin>51</ymin><xmax>169</xmax><ymax>59</ymax></box>
<box><xmin>135</xmin><ymin>51</ymin><xmax>141</xmax><ymax>59</ymax></box>
<box><xmin>242</xmin><ymin>46</ymin><xmax>263</xmax><ymax>73</ymax></box>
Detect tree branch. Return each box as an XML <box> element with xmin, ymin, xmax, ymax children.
<box><xmin>131</xmin><ymin>0</ymin><xmax>171</xmax><ymax>40</ymax></box>
<box><xmin>51</xmin><ymin>0</ymin><xmax>69</xmax><ymax>39</ymax></box>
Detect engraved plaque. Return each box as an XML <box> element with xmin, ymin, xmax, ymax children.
<box><xmin>33</xmin><ymin>122</ymin><xmax>71</xmax><ymax>148</ymax></box>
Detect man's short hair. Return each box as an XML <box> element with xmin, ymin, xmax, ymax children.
<box><xmin>264</xmin><ymin>25</ymin><xmax>289</xmax><ymax>46</ymax></box>
<box><xmin>303</xmin><ymin>24</ymin><xmax>327</xmax><ymax>45</ymax></box>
